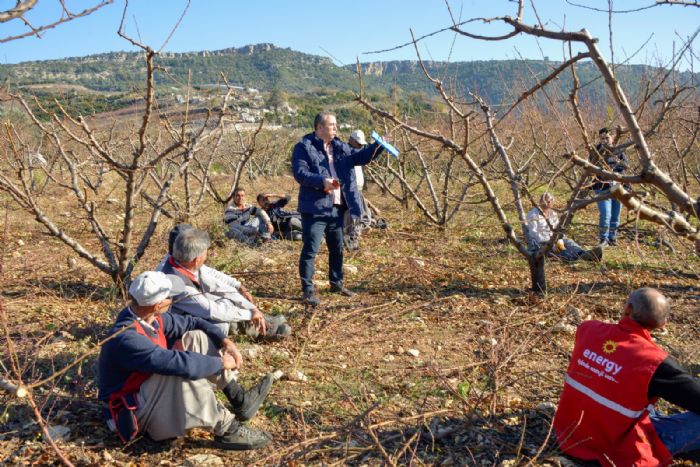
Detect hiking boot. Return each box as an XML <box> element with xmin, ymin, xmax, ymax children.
<box><xmin>303</xmin><ymin>290</ymin><xmax>320</xmax><ymax>306</ymax></box>
<box><xmin>214</xmin><ymin>422</ymin><xmax>272</xmax><ymax>451</ymax></box>
<box><xmin>261</xmin><ymin>315</ymin><xmax>292</xmax><ymax>341</ymax></box>
<box><xmin>223</xmin><ymin>374</ymin><xmax>273</xmax><ymax>421</ymax></box>
<box><xmin>235</xmin><ymin>373</ymin><xmax>274</xmax><ymax>421</ymax></box>
<box><xmin>241</xmin><ymin>314</ymin><xmax>291</xmax><ymax>340</ymax></box>
<box><xmin>330</xmin><ymin>284</ymin><xmax>356</xmax><ymax>297</ymax></box>
<box><xmin>580</xmin><ymin>245</ymin><xmax>604</xmax><ymax>262</ymax></box>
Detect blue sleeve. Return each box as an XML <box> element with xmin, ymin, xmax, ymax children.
<box><xmin>292</xmin><ymin>143</ymin><xmax>326</xmax><ymax>189</ymax></box>
<box><xmin>276</xmin><ymin>196</ymin><xmax>290</xmax><ymax>208</ymax></box>
<box><xmin>350</xmin><ymin>142</ymin><xmax>384</xmax><ymax>166</ymax></box>
<box><xmin>162</xmin><ymin>312</ymin><xmax>226</xmax><ymax>348</ymax></box>
<box><xmin>114</xmin><ymin>331</ymin><xmax>222</xmax><ymax>380</ymax></box>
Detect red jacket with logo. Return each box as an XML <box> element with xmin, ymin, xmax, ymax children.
<box><xmin>552</xmin><ymin>317</ymin><xmax>671</xmax><ymax>466</ymax></box>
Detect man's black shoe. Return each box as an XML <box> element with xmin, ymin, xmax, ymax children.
<box><xmin>234</xmin><ymin>373</ymin><xmax>274</xmax><ymax>422</ymax></box>
<box><xmin>303</xmin><ymin>290</ymin><xmax>321</xmax><ymax>306</ymax></box>
<box><xmin>330</xmin><ymin>284</ymin><xmax>356</xmax><ymax>297</ymax></box>
<box><xmin>214</xmin><ymin>423</ymin><xmax>272</xmax><ymax>450</ymax></box>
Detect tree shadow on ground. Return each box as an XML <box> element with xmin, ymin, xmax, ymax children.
<box><xmin>5</xmin><ymin>279</ymin><xmax>115</xmax><ymax>302</ymax></box>
<box><xmin>274</xmin><ymin>410</ymin><xmax>567</xmax><ymax>465</ymax></box>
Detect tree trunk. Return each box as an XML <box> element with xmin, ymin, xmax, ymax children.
<box><xmin>528</xmin><ymin>254</ymin><xmax>547</xmax><ymax>293</ymax></box>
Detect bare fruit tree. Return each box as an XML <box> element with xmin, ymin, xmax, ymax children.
<box><xmin>357</xmin><ymin>0</ymin><xmax>700</xmax><ymax>291</ymax></box>
<box><xmin>0</xmin><ymin>6</ymin><xmax>231</xmax><ymax>286</ymax></box>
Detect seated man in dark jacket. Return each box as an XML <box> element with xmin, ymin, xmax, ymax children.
<box><xmin>98</xmin><ymin>271</ymin><xmax>273</xmax><ymax>450</ymax></box>
<box><xmin>257</xmin><ymin>193</ymin><xmax>303</xmax><ymax>241</ymax></box>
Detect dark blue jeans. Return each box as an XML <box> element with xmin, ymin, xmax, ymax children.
<box><xmin>650</xmin><ymin>409</ymin><xmax>700</xmax><ymax>455</ymax></box>
<box><xmin>299</xmin><ymin>207</ymin><xmax>345</xmax><ymax>293</ymax></box>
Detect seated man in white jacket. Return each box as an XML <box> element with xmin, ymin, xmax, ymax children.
<box><xmin>157</xmin><ymin>224</ymin><xmax>290</xmax><ymax>339</ymax></box>
<box><xmin>526</xmin><ymin>192</ymin><xmax>603</xmax><ymax>262</ymax></box>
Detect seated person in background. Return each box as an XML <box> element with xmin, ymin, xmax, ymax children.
<box><xmin>526</xmin><ymin>192</ymin><xmax>603</xmax><ymax>262</ymax></box>
<box><xmin>256</xmin><ymin>193</ymin><xmax>303</xmax><ymax>241</ymax></box>
<box><xmin>157</xmin><ymin>224</ymin><xmax>291</xmax><ymax>340</ymax></box>
<box><xmin>223</xmin><ymin>187</ymin><xmax>273</xmax><ymax>246</ymax></box>
<box><xmin>553</xmin><ymin>288</ymin><xmax>700</xmax><ymax>465</ymax></box>
<box><xmin>98</xmin><ymin>271</ymin><xmax>273</xmax><ymax>450</ymax></box>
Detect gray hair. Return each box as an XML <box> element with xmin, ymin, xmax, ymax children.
<box><xmin>172</xmin><ymin>228</ymin><xmax>210</xmax><ymax>263</ymax></box>
<box><xmin>539</xmin><ymin>192</ymin><xmax>554</xmax><ymax>207</ymax></box>
<box><xmin>626</xmin><ymin>287</ymin><xmax>670</xmax><ymax>329</ymax></box>
<box><xmin>314</xmin><ymin>111</ymin><xmax>335</xmax><ymax>130</ymax></box>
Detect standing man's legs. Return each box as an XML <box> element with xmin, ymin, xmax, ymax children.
<box><xmin>327</xmin><ymin>206</ymin><xmax>345</xmax><ymax>287</ymax></box>
<box><xmin>609</xmin><ymin>198</ymin><xmax>622</xmax><ymax>243</ymax></box>
<box><xmin>299</xmin><ymin>213</ymin><xmax>326</xmax><ymax>300</ymax></box>
<box><xmin>596</xmin><ymin>193</ymin><xmax>611</xmax><ymax>243</ymax></box>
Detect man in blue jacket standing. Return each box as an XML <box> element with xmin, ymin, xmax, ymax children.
<box><xmin>292</xmin><ymin>112</ymin><xmax>384</xmax><ymax>305</ymax></box>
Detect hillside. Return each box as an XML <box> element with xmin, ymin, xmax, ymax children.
<box><xmin>1</xmin><ymin>43</ymin><xmax>697</xmax><ymax>107</ymax></box>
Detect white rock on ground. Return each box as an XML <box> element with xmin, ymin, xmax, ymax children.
<box><xmin>183</xmin><ymin>454</ymin><xmax>224</xmax><ymax>467</ymax></box>
<box><xmin>407</xmin><ymin>348</ymin><xmax>420</xmax><ymax>357</ymax></box>
<box><xmin>343</xmin><ymin>264</ymin><xmax>358</xmax><ymax>275</ymax></box>
<box><xmin>271</xmin><ymin>370</ymin><xmax>285</xmax><ymax>381</ymax></box>
<box><xmin>43</xmin><ymin>425</ymin><xmax>70</xmax><ymax>442</ymax></box>
<box><xmin>552</xmin><ymin>322</ymin><xmax>576</xmax><ymax>334</ymax></box>
<box><xmin>289</xmin><ymin>371</ymin><xmax>308</xmax><ymax>382</ymax></box>
<box><xmin>478</xmin><ymin>336</ymin><xmax>498</xmax><ymax>346</ymax></box>
<box><xmin>241</xmin><ymin>345</ymin><xmax>262</xmax><ymax>359</ymax></box>
<box><xmin>536</xmin><ymin>401</ymin><xmax>557</xmax><ymax>412</ymax></box>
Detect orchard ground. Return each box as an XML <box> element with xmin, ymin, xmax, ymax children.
<box><xmin>1</xmin><ymin>175</ymin><xmax>698</xmax><ymax>465</ymax></box>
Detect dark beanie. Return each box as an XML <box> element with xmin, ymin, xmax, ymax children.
<box><xmin>168</xmin><ymin>223</ymin><xmax>194</xmax><ymax>255</ymax></box>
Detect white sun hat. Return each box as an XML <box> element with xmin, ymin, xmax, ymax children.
<box><xmin>128</xmin><ymin>271</ymin><xmax>186</xmax><ymax>306</ymax></box>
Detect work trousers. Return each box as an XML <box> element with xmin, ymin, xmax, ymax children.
<box><xmin>134</xmin><ymin>330</ymin><xmax>238</xmax><ymax>441</ymax></box>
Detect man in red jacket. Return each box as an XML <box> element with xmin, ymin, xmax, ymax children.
<box><xmin>553</xmin><ymin>288</ymin><xmax>700</xmax><ymax>465</ymax></box>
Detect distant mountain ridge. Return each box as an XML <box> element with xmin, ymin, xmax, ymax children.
<box><xmin>1</xmin><ymin>43</ymin><xmax>696</xmax><ymax>106</ymax></box>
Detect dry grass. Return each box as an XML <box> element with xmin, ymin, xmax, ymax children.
<box><xmin>1</xmin><ymin>176</ymin><xmax>699</xmax><ymax>465</ymax></box>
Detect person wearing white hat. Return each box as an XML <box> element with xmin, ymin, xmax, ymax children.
<box><xmin>98</xmin><ymin>271</ymin><xmax>273</xmax><ymax>450</ymax></box>
<box><xmin>348</xmin><ymin>130</ymin><xmax>367</xmax><ymax>191</ymax></box>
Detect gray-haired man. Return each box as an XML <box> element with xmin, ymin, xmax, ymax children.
<box><xmin>157</xmin><ymin>225</ymin><xmax>290</xmax><ymax>339</ymax></box>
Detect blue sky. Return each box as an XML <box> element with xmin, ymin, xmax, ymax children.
<box><xmin>2</xmin><ymin>0</ymin><xmax>699</xmax><ymax>68</ymax></box>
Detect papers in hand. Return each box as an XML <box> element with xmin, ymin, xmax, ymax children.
<box><xmin>371</xmin><ymin>131</ymin><xmax>400</xmax><ymax>159</ymax></box>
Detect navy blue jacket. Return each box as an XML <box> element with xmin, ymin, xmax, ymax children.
<box><xmin>592</xmin><ymin>143</ymin><xmax>629</xmax><ymax>191</ymax></box>
<box><xmin>97</xmin><ymin>307</ymin><xmax>226</xmax><ymax>401</ymax></box>
<box><xmin>292</xmin><ymin>133</ymin><xmax>383</xmax><ymax>217</ymax></box>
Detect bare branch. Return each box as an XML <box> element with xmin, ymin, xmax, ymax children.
<box><xmin>0</xmin><ymin>1</ymin><xmax>113</xmax><ymax>43</ymax></box>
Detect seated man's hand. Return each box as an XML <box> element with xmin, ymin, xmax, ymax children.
<box><xmin>251</xmin><ymin>308</ymin><xmax>267</xmax><ymax>336</ymax></box>
<box><xmin>221</xmin><ymin>338</ymin><xmax>243</xmax><ymax>369</ymax></box>
<box><xmin>222</xmin><ymin>351</ymin><xmax>241</xmax><ymax>370</ymax></box>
